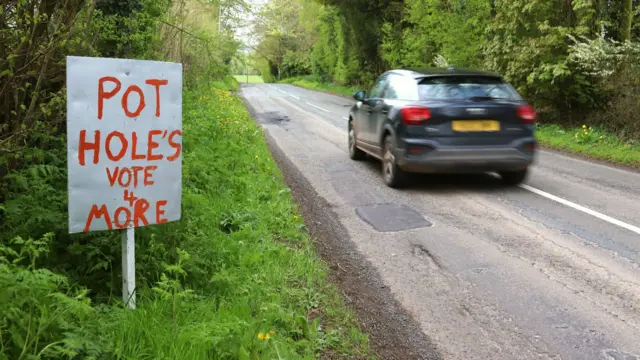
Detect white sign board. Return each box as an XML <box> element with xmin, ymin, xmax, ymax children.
<box><xmin>67</xmin><ymin>56</ymin><xmax>183</xmax><ymax>234</ymax></box>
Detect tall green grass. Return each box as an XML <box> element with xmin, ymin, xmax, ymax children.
<box><xmin>0</xmin><ymin>80</ymin><xmax>371</xmax><ymax>359</ymax></box>
<box><xmin>233</xmin><ymin>75</ymin><xmax>265</xmax><ymax>84</ymax></box>
<box><xmin>536</xmin><ymin>123</ymin><xmax>640</xmax><ymax>167</ymax></box>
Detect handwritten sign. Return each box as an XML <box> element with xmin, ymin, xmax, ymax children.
<box><xmin>67</xmin><ymin>56</ymin><xmax>183</xmax><ymax>234</ymax></box>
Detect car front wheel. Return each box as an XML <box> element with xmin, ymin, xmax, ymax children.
<box><xmin>499</xmin><ymin>168</ymin><xmax>528</xmax><ymax>186</ymax></box>
<box><xmin>348</xmin><ymin>120</ymin><xmax>366</xmax><ymax>160</ymax></box>
<box><xmin>382</xmin><ymin>136</ymin><xmax>407</xmax><ymax>188</ymax></box>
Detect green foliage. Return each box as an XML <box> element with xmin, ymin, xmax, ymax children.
<box><xmin>0</xmin><ymin>234</ymin><xmax>100</xmax><ymax>360</ymax></box>
<box><xmin>271</xmin><ymin>0</ymin><xmax>640</xmax><ymax>163</ymax></box>
<box><xmin>94</xmin><ymin>0</ymin><xmax>171</xmax><ymax>59</ymax></box>
<box><xmin>251</xmin><ymin>0</ymin><xmax>314</xmax><ymax>80</ymax></box>
<box><xmin>253</xmin><ymin>57</ymin><xmax>276</xmax><ymax>83</ymax></box>
<box><xmin>0</xmin><ymin>0</ymin><xmax>172</xmax><ymax>185</ymax></box>
<box><xmin>1</xmin><ymin>80</ymin><xmax>371</xmax><ymax>359</ymax></box>
<box><xmin>382</xmin><ymin>0</ymin><xmax>491</xmax><ymax>69</ymax></box>
<box><xmin>574</xmin><ymin>124</ymin><xmax>605</xmax><ymax>145</ymax></box>
<box><xmin>2</xmin><ymin>0</ymin><xmax>367</xmax><ymax>358</ymax></box>
<box><xmin>536</xmin><ymin>124</ymin><xmax>640</xmax><ymax>167</ymax></box>
<box><xmin>269</xmin><ymin>0</ymin><xmax>640</xmax><ymax>141</ymax></box>
<box><xmin>485</xmin><ymin>0</ymin><xmax>598</xmax><ymax>120</ymax></box>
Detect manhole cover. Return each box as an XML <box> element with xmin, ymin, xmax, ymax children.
<box><xmin>355</xmin><ymin>204</ymin><xmax>432</xmax><ymax>232</ymax></box>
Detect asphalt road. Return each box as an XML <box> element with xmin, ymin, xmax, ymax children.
<box><xmin>240</xmin><ymin>83</ymin><xmax>640</xmax><ymax>360</ymax></box>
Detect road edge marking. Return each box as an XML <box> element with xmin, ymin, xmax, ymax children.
<box><xmin>519</xmin><ymin>184</ymin><xmax>640</xmax><ymax>235</ymax></box>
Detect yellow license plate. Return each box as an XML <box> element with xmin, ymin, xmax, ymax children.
<box><xmin>452</xmin><ymin>120</ymin><xmax>500</xmax><ymax>132</ymax></box>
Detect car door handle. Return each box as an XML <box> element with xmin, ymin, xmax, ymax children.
<box><xmin>381</xmin><ymin>109</ymin><xmax>388</xmax><ymax>114</ymax></box>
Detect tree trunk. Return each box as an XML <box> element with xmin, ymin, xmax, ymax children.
<box><xmin>620</xmin><ymin>0</ymin><xmax>633</xmax><ymax>41</ymax></box>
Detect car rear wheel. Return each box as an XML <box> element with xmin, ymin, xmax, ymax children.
<box><xmin>500</xmin><ymin>168</ymin><xmax>528</xmax><ymax>186</ymax></box>
<box><xmin>382</xmin><ymin>136</ymin><xmax>407</xmax><ymax>188</ymax></box>
<box><xmin>348</xmin><ymin>120</ymin><xmax>366</xmax><ymax>160</ymax></box>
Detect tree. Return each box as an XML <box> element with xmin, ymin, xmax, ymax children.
<box><xmin>620</xmin><ymin>0</ymin><xmax>633</xmax><ymax>41</ymax></box>
<box><xmin>251</xmin><ymin>0</ymin><xmax>309</xmax><ymax>80</ymax></box>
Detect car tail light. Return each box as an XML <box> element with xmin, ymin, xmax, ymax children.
<box><xmin>517</xmin><ymin>105</ymin><xmax>536</xmax><ymax>124</ymax></box>
<box><xmin>401</xmin><ymin>106</ymin><xmax>431</xmax><ymax>125</ymax></box>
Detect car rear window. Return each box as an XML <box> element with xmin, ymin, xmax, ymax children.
<box><xmin>417</xmin><ymin>76</ymin><xmax>522</xmax><ymax>101</ymax></box>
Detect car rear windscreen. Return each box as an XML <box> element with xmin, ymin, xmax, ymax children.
<box><xmin>417</xmin><ymin>76</ymin><xmax>522</xmax><ymax>101</ymax></box>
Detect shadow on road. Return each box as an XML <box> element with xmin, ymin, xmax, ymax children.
<box><xmin>361</xmin><ymin>156</ymin><xmax>517</xmax><ymax>194</ymax></box>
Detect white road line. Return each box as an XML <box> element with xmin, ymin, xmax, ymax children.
<box><xmin>288</xmin><ymin>94</ymin><xmax>300</xmax><ymax>100</ymax></box>
<box><xmin>342</xmin><ymin>116</ymin><xmax>349</xmax><ymax>120</ymax></box>
<box><xmin>519</xmin><ymin>184</ymin><xmax>640</xmax><ymax>235</ymax></box>
<box><xmin>306</xmin><ymin>102</ymin><xmax>331</xmax><ymax>113</ymax></box>
<box><xmin>268</xmin><ymin>84</ymin><xmax>288</xmax><ymax>94</ymax></box>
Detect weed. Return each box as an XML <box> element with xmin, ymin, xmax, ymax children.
<box><xmin>574</xmin><ymin>124</ymin><xmax>604</xmax><ymax>145</ymax></box>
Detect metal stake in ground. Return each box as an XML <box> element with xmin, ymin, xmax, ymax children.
<box><xmin>122</xmin><ymin>224</ymin><xmax>136</xmax><ymax>309</ymax></box>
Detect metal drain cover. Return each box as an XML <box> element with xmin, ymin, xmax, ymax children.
<box><xmin>355</xmin><ymin>204</ymin><xmax>432</xmax><ymax>232</ymax></box>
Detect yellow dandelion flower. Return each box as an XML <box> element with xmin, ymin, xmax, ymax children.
<box><xmin>258</xmin><ymin>332</ymin><xmax>266</xmax><ymax>340</ymax></box>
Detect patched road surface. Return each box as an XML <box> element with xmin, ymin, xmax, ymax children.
<box><xmin>240</xmin><ymin>83</ymin><xmax>640</xmax><ymax>360</ymax></box>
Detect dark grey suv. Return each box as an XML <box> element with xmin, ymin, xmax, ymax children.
<box><xmin>348</xmin><ymin>68</ymin><xmax>537</xmax><ymax>188</ymax></box>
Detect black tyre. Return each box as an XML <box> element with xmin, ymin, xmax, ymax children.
<box><xmin>348</xmin><ymin>120</ymin><xmax>366</xmax><ymax>160</ymax></box>
<box><xmin>382</xmin><ymin>136</ymin><xmax>407</xmax><ymax>188</ymax></box>
<box><xmin>500</xmin><ymin>168</ymin><xmax>528</xmax><ymax>185</ymax></box>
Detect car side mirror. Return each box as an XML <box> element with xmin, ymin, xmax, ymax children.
<box><xmin>353</xmin><ymin>90</ymin><xmax>366</xmax><ymax>102</ymax></box>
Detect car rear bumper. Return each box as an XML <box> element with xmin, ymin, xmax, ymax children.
<box><xmin>395</xmin><ymin>138</ymin><xmax>535</xmax><ymax>173</ymax></box>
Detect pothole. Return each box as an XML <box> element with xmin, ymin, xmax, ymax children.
<box><xmin>260</xmin><ymin>111</ymin><xmax>291</xmax><ymax>124</ymax></box>
<box><xmin>412</xmin><ymin>244</ymin><xmax>442</xmax><ymax>270</ymax></box>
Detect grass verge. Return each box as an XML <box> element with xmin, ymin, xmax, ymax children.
<box><xmin>536</xmin><ymin>124</ymin><xmax>640</xmax><ymax>168</ymax></box>
<box><xmin>0</xmin><ymin>78</ymin><xmax>371</xmax><ymax>359</ymax></box>
<box><xmin>234</xmin><ymin>75</ymin><xmax>265</xmax><ymax>84</ymax></box>
<box><xmin>280</xmin><ymin>76</ymin><xmax>357</xmax><ymax>98</ymax></box>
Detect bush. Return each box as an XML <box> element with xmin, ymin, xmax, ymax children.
<box><xmin>567</xmin><ymin>28</ymin><xmax>640</xmax><ymax>138</ymax></box>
